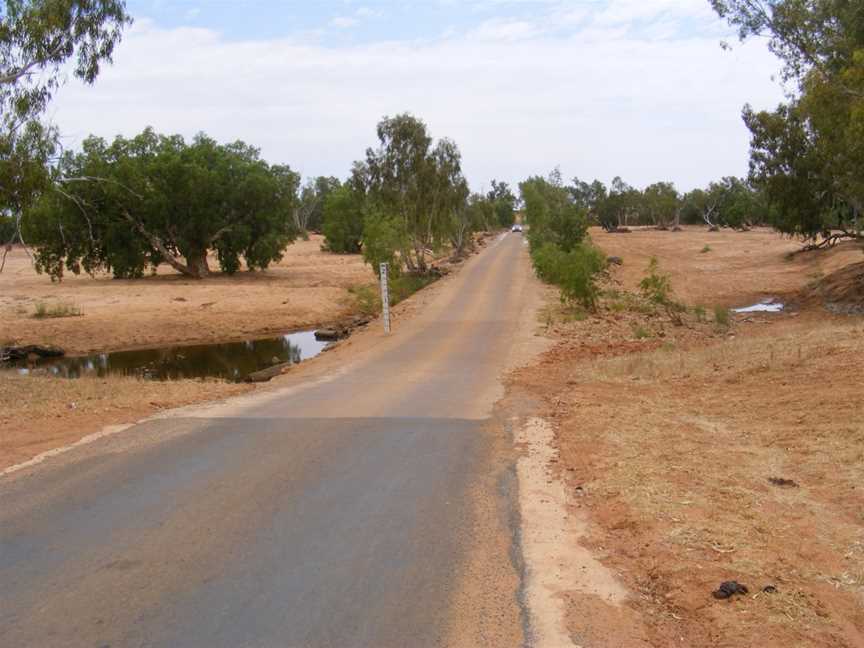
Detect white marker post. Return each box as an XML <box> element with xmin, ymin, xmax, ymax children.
<box><xmin>379</xmin><ymin>262</ymin><xmax>391</xmax><ymax>334</ymax></box>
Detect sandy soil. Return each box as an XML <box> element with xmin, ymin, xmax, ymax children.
<box><xmin>0</xmin><ymin>373</ymin><xmax>251</xmax><ymax>472</ymax></box>
<box><xmin>507</xmin><ymin>226</ymin><xmax>864</xmax><ymax>647</ymax></box>
<box><xmin>594</xmin><ymin>226</ymin><xmax>863</xmax><ymax>307</ymax></box>
<box><xmin>0</xmin><ymin>235</ymin><xmax>375</xmax><ymax>354</ymax></box>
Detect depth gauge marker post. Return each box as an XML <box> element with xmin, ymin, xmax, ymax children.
<box><xmin>379</xmin><ymin>262</ymin><xmax>391</xmax><ymax>334</ymax></box>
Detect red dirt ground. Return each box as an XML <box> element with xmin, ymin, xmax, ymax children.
<box><xmin>508</xmin><ymin>227</ymin><xmax>864</xmax><ymax>647</ymax></box>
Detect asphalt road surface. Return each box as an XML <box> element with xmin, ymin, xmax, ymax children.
<box><xmin>0</xmin><ymin>232</ymin><xmax>537</xmax><ymax>647</ymax></box>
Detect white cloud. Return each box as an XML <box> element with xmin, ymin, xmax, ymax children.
<box><xmin>469</xmin><ymin>18</ymin><xmax>542</xmax><ymax>41</ymax></box>
<box><xmin>329</xmin><ymin>15</ymin><xmax>357</xmax><ymax>28</ymax></box>
<box><xmin>355</xmin><ymin>7</ymin><xmax>381</xmax><ymax>18</ymax></box>
<box><xmin>51</xmin><ymin>12</ymin><xmax>784</xmax><ymax>191</ymax></box>
<box><xmin>593</xmin><ymin>0</ymin><xmax>714</xmax><ymax>26</ymax></box>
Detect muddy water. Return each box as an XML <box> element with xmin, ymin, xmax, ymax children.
<box><xmin>5</xmin><ymin>331</ymin><xmax>328</xmax><ymax>382</ymax></box>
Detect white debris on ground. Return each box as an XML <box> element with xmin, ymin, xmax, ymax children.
<box><xmin>734</xmin><ymin>298</ymin><xmax>784</xmax><ymax>313</ymax></box>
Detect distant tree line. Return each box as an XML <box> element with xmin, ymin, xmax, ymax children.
<box><xmin>12</xmin><ymin>115</ymin><xmax>515</xmax><ymax>280</ymax></box>
<box><xmin>516</xmin><ymin>168</ymin><xmax>775</xmax><ymax>311</ymax></box>
<box><xmin>564</xmin><ymin>173</ymin><xmax>773</xmax><ymax>233</ymax></box>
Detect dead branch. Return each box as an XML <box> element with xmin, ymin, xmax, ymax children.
<box><xmin>789</xmin><ymin>232</ymin><xmax>861</xmax><ymax>255</ymax></box>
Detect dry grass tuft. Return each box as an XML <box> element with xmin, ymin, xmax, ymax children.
<box><xmin>574</xmin><ymin>321</ymin><xmax>864</xmax><ymax>384</ymax></box>
<box><xmin>32</xmin><ymin>301</ymin><xmax>83</xmax><ymax>319</ymax></box>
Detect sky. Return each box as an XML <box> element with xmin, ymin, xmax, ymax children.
<box><xmin>50</xmin><ymin>0</ymin><xmax>787</xmax><ymax>193</ymax></box>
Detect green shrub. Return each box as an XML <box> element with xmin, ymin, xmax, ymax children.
<box><xmin>633</xmin><ymin>325</ymin><xmax>651</xmax><ymax>339</ymax></box>
<box><xmin>362</xmin><ymin>211</ymin><xmax>402</xmax><ymax>278</ymax></box>
<box><xmin>322</xmin><ymin>185</ymin><xmax>364</xmax><ymax>254</ymax></box>
<box><xmin>693</xmin><ymin>305</ymin><xmax>707</xmax><ymax>322</ymax></box>
<box><xmin>389</xmin><ymin>274</ymin><xmax>435</xmax><ymax>306</ymax></box>
<box><xmin>0</xmin><ymin>215</ymin><xmax>15</xmax><ymax>243</ymax></box>
<box><xmin>559</xmin><ymin>243</ymin><xmax>606</xmax><ymax>309</ymax></box>
<box><xmin>531</xmin><ymin>241</ymin><xmax>606</xmax><ymax>310</ymax></box>
<box><xmin>347</xmin><ymin>284</ymin><xmax>380</xmax><ymax>317</ymax></box>
<box><xmin>639</xmin><ymin>257</ymin><xmax>673</xmax><ymax>305</ymax></box>
<box><xmin>348</xmin><ymin>274</ymin><xmax>436</xmax><ymax>317</ymax></box>
<box><xmin>700</xmin><ymin>245</ymin><xmax>712</xmax><ymax>253</ymax></box>
<box><xmin>714</xmin><ymin>305</ymin><xmax>731</xmax><ymax>328</ymax></box>
<box><xmin>531</xmin><ymin>242</ymin><xmax>566</xmax><ymax>284</ymax></box>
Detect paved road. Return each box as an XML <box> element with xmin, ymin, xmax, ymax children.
<box><xmin>0</xmin><ymin>232</ymin><xmax>536</xmax><ymax>647</ymax></box>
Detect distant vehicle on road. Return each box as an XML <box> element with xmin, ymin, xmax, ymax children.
<box><xmin>511</xmin><ymin>224</ymin><xmax>523</xmax><ymax>233</ymax></box>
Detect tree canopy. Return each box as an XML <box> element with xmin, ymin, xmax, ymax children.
<box><xmin>488</xmin><ymin>180</ymin><xmax>517</xmax><ymax>228</ymax></box>
<box><xmin>321</xmin><ymin>182</ymin><xmax>364</xmax><ymax>254</ymax></box>
<box><xmin>0</xmin><ymin>0</ymin><xmax>131</xmax><ymax>241</ymax></box>
<box><xmin>520</xmin><ymin>172</ymin><xmax>588</xmax><ymax>253</ymax></box>
<box><xmin>363</xmin><ymin>113</ymin><xmax>469</xmax><ymax>274</ymax></box>
<box><xmin>295</xmin><ymin>175</ymin><xmax>340</xmax><ymax>234</ymax></box>
<box><xmin>713</xmin><ymin>0</ymin><xmax>864</xmax><ymax>245</ymax></box>
<box><xmin>25</xmin><ymin>128</ymin><xmax>300</xmax><ymax>279</ymax></box>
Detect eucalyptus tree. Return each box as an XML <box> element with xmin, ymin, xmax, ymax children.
<box><xmin>680</xmin><ymin>177</ymin><xmax>767</xmax><ymax>230</ymax></box>
<box><xmin>26</xmin><ymin>128</ymin><xmax>300</xmax><ymax>279</ymax></box>
<box><xmin>594</xmin><ymin>177</ymin><xmax>639</xmax><ymax>231</ymax></box>
<box><xmin>295</xmin><ymin>175</ymin><xmax>340</xmax><ymax>234</ymax></box>
<box><xmin>0</xmin><ymin>0</ymin><xmax>131</xmax><ymax>246</ymax></box>
<box><xmin>569</xmin><ymin>177</ymin><xmax>608</xmax><ymax>219</ymax></box>
<box><xmin>642</xmin><ymin>182</ymin><xmax>680</xmax><ymax>229</ymax></box>
<box><xmin>364</xmin><ymin>113</ymin><xmax>468</xmax><ymax>274</ymax></box>
<box><xmin>466</xmin><ymin>192</ymin><xmax>495</xmax><ymax>232</ymax></box>
<box><xmin>682</xmin><ymin>187</ymin><xmax>721</xmax><ymax>229</ymax></box>
<box><xmin>712</xmin><ymin>0</ymin><xmax>864</xmax><ymax>245</ymax></box>
<box><xmin>321</xmin><ymin>183</ymin><xmax>365</xmax><ymax>254</ymax></box>
<box><xmin>520</xmin><ymin>173</ymin><xmax>588</xmax><ymax>253</ymax></box>
<box><xmin>488</xmin><ymin>179</ymin><xmax>516</xmax><ymax>228</ymax></box>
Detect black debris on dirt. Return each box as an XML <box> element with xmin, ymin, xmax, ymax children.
<box><xmin>712</xmin><ymin>581</ymin><xmax>749</xmax><ymax>600</ymax></box>
<box><xmin>768</xmin><ymin>477</ymin><xmax>799</xmax><ymax>488</ymax></box>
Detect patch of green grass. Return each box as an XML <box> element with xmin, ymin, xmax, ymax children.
<box><xmin>633</xmin><ymin>325</ymin><xmax>652</xmax><ymax>340</ymax></box>
<box><xmin>32</xmin><ymin>301</ymin><xmax>83</xmax><ymax>319</ymax></box>
<box><xmin>539</xmin><ymin>303</ymin><xmax>588</xmax><ymax>327</ymax></box>
<box><xmin>700</xmin><ymin>245</ymin><xmax>712</xmax><ymax>253</ymax></box>
<box><xmin>348</xmin><ymin>273</ymin><xmax>438</xmax><ymax>318</ymax></box>
<box><xmin>389</xmin><ymin>274</ymin><xmax>436</xmax><ymax>306</ymax></box>
<box><xmin>692</xmin><ymin>305</ymin><xmax>707</xmax><ymax>322</ymax></box>
<box><xmin>714</xmin><ymin>305</ymin><xmax>731</xmax><ymax>329</ymax></box>
<box><xmin>347</xmin><ymin>284</ymin><xmax>380</xmax><ymax>318</ymax></box>
<box><xmin>560</xmin><ymin>306</ymin><xmax>588</xmax><ymax>322</ymax></box>
<box><xmin>603</xmin><ymin>291</ymin><xmax>654</xmax><ymax>315</ymax></box>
